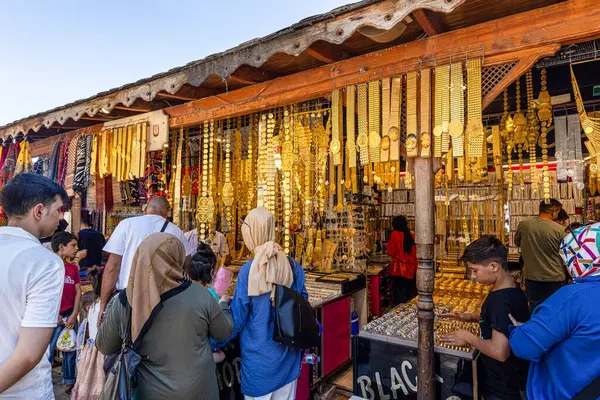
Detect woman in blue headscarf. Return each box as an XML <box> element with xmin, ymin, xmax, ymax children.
<box><xmin>509</xmin><ymin>223</ymin><xmax>600</xmax><ymax>399</ymax></box>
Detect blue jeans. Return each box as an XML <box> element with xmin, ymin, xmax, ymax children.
<box><xmin>48</xmin><ymin>310</ymin><xmax>77</xmax><ymax>385</ymax></box>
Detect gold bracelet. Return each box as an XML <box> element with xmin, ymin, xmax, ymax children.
<box><xmin>389</xmin><ymin>76</ymin><xmax>401</xmax><ymax>161</ymax></box>
<box><xmin>420</xmin><ymin>68</ymin><xmax>432</xmax><ymax>158</ymax></box>
<box><xmin>406</xmin><ymin>71</ymin><xmax>418</xmax><ymax>159</ymax></box>
<box><xmin>357</xmin><ymin>84</ymin><xmax>369</xmax><ymax>166</ymax></box>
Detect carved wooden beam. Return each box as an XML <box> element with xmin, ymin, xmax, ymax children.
<box><xmin>228</xmin><ymin>66</ymin><xmax>279</xmax><ymax>85</ymax></box>
<box><xmin>168</xmin><ymin>0</ymin><xmax>600</xmax><ymax>127</ymax></box>
<box><xmin>483</xmin><ymin>44</ymin><xmax>561</xmax><ymax>109</ymax></box>
<box><xmin>412</xmin><ymin>9</ymin><xmax>447</xmax><ymax>36</ymax></box>
<box><xmin>305</xmin><ymin>41</ymin><xmax>350</xmax><ymax>63</ymax></box>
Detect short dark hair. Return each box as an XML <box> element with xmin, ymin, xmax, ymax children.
<box><xmin>51</xmin><ymin>231</ymin><xmax>77</xmax><ymax>253</ymax></box>
<box><xmin>460</xmin><ymin>235</ymin><xmax>508</xmax><ymax>271</ymax></box>
<box><xmin>88</xmin><ymin>267</ymin><xmax>102</xmax><ymax>298</ymax></box>
<box><xmin>188</xmin><ymin>242</ymin><xmax>217</xmax><ymax>285</ymax></box>
<box><xmin>556</xmin><ymin>208</ymin><xmax>569</xmax><ymax>222</ymax></box>
<box><xmin>0</xmin><ymin>173</ymin><xmax>67</xmax><ymax>218</ymax></box>
<box><xmin>539</xmin><ymin>198</ymin><xmax>562</xmax><ymax>214</ymax></box>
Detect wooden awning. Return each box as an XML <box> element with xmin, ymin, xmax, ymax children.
<box><xmin>1</xmin><ymin>0</ymin><xmax>569</xmax><ymax>142</ymax></box>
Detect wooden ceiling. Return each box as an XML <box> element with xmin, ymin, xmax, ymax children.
<box><xmin>3</xmin><ymin>0</ymin><xmax>571</xmax><ymax>142</ymax></box>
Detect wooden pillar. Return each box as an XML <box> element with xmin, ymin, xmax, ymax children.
<box><xmin>414</xmin><ymin>157</ymin><xmax>435</xmax><ymax>400</ymax></box>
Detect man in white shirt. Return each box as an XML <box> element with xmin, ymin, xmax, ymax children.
<box><xmin>0</xmin><ymin>173</ymin><xmax>67</xmax><ymax>399</ymax></box>
<box><xmin>99</xmin><ymin>196</ymin><xmax>194</xmax><ymax>325</ymax></box>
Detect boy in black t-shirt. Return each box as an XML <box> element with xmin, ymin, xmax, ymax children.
<box><xmin>440</xmin><ymin>236</ymin><xmax>530</xmax><ymax>400</ymax></box>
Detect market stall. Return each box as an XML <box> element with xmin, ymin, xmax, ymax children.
<box><xmin>3</xmin><ymin>1</ymin><xmax>600</xmax><ymax>398</ymax></box>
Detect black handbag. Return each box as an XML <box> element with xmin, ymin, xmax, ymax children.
<box><xmin>272</xmin><ymin>258</ymin><xmax>320</xmax><ymax>349</ymax></box>
<box><xmin>100</xmin><ymin>292</ymin><xmax>141</xmax><ymax>400</ymax></box>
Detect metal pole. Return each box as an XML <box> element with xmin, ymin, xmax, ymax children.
<box><xmin>414</xmin><ymin>157</ymin><xmax>435</xmax><ymax>400</ymax></box>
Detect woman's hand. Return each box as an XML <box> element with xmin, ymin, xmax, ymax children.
<box><xmin>57</xmin><ymin>315</ymin><xmax>64</xmax><ymax>326</ymax></box>
<box><xmin>508</xmin><ymin>314</ymin><xmax>524</xmax><ymax>327</ymax></box>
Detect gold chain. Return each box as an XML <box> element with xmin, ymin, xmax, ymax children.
<box><xmin>538</xmin><ymin>69</ymin><xmax>552</xmax><ymax>204</ymax></box>
<box><xmin>526</xmin><ymin>70</ymin><xmax>539</xmax><ymax>193</ymax></box>
<box><xmin>381</xmin><ymin>77</ymin><xmax>391</xmax><ymax>163</ymax></box>
<box><xmin>331</xmin><ymin>89</ymin><xmax>342</xmax><ymax>165</ymax></box>
<box><xmin>390</xmin><ymin>76</ymin><xmax>401</xmax><ymax>161</ymax></box>
<box><xmin>420</xmin><ymin>68</ymin><xmax>432</xmax><ymax>158</ymax></box>
<box><xmin>282</xmin><ymin>108</ymin><xmax>293</xmax><ymax>254</ymax></box>
<box><xmin>357</xmin><ymin>84</ymin><xmax>369</xmax><ymax>165</ymax></box>
<box><xmin>466</xmin><ymin>58</ymin><xmax>483</xmax><ymax>158</ymax></box>
<box><xmin>439</xmin><ymin>64</ymin><xmax>451</xmax><ymax>154</ymax></box>
<box><xmin>406</xmin><ymin>71</ymin><xmax>418</xmax><ymax>159</ymax></box>
<box><xmin>368</xmin><ymin>80</ymin><xmax>381</xmax><ymax>163</ymax></box>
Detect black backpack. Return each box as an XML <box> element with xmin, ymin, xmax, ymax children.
<box><xmin>272</xmin><ymin>258</ymin><xmax>320</xmax><ymax>349</ymax></box>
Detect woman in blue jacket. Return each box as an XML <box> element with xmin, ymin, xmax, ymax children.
<box><xmin>231</xmin><ymin>207</ymin><xmax>308</xmax><ymax>399</ymax></box>
<box><xmin>509</xmin><ymin>223</ymin><xmax>600</xmax><ymax>399</ymax></box>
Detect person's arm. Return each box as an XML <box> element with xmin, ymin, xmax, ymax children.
<box><xmin>0</xmin><ymin>253</ymin><xmax>64</xmax><ymax>393</ymax></box>
<box><xmin>514</xmin><ymin>224</ymin><xmax>522</xmax><ymax>247</ymax></box>
<box><xmin>441</xmin><ymin>312</ymin><xmax>480</xmax><ymax>323</ymax></box>
<box><xmin>440</xmin><ymin>329</ymin><xmax>511</xmax><ymax>361</ymax></box>
<box><xmin>509</xmin><ymin>296</ymin><xmax>571</xmax><ymax>362</ymax></box>
<box><xmin>96</xmin><ymin>297</ymin><xmax>126</xmax><ymax>356</ymax></box>
<box><xmin>0</xmin><ymin>327</ymin><xmax>54</xmax><ymax>393</ymax></box>
<box><xmin>66</xmin><ymin>283</ymin><xmax>81</xmax><ymax>330</ymax></box>
<box><xmin>387</xmin><ymin>233</ymin><xmax>397</xmax><ymax>257</ymax></box>
<box><xmin>98</xmin><ymin>253</ymin><xmax>122</xmax><ymax>327</ymax></box>
<box><xmin>208</xmin><ymin>299</ymin><xmax>234</xmax><ymax>341</ymax></box>
<box><xmin>230</xmin><ymin>268</ymin><xmax>251</xmax><ymax>339</ymax></box>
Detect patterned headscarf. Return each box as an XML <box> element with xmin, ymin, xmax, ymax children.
<box><xmin>560</xmin><ymin>222</ymin><xmax>600</xmax><ymax>278</ymax></box>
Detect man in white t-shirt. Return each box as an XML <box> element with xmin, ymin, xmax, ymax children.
<box><xmin>99</xmin><ymin>196</ymin><xmax>194</xmax><ymax>326</ymax></box>
<box><xmin>0</xmin><ymin>173</ymin><xmax>67</xmax><ymax>399</ymax></box>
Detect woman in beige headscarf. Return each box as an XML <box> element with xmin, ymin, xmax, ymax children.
<box><xmin>96</xmin><ymin>232</ymin><xmax>233</xmax><ymax>400</ymax></box>
<box><xmin>231</xmin><ymin>207</ymin><xmax>308</xmax><ymax>400</ymax></box>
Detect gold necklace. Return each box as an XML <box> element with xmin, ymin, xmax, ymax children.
<box><xmin>173</xmin><ymin>127</ymin><xmax>184</xmax><ymax>227</ymax></box>
<box><xmin>381</xmin><ymin>77</ymin><xmax>391</xmax><ymax>163</ymax></box>
<box><xmin>331</xmin><ymin>89</ymin><xmax>342</xmax><ymax>166</ymax></box>
<box><xmin>266</xmin><ymin>112</ymin><xmax>276</xmax><ymax>214</ymax></box>
<box><xmin>538</xmin><ymin>68</ymin><xmax>552</xmax><ymax>204</ymax></box>
<box><xmin>466</xmin><ymin>58</ymin><xmax>483</xmax><ymax>159</ymax></box>
<box><xmin>406</xmin><ymin>71</ymin><xmax>418</xmax><ymax>159</ymax></box>
<box><xmin>223</xmin><ymin>119</ymin><xmax>234</xmax><ymax>232</ymax></box>
<box><xmin>492</xmin><ymin>125</ymin><xmax>502</xmax><ymax>183</ymax></box>
<box><xmin>390</xmin><ymin>76</ymin><xmax>401</xmax><ymax>162</ymax></box>
<box><xmin>526</xmin><ymin>70</ymin><xmax>539</xmax><ymax>193</ymax></box>
<box><xmin>346</xmin><ymin>85</ymin><xmax>358</xmax><ymax>192</ymax></box>
<box><xmin>130</xmin><ymin>124</ymin><xmax>140</xmax><ymax>179</ymax></box>
<box><xmin>439</xmin><ymin>64</ymin><xmax>451</xmax><ymax>155</ymax></box>
<box><xmin>449</xmin><ymin>62</ymin><xmax>465</xmax><ymax>182</ymax></box>
<box><xmin>420</xmin><ymin>68</ymin><xmax>432</xmax><ymax>159</ymax></box>
<box><xmin>357</xmin><ymin>84</ymin><xmax>369</xmax><ymax>166</ymax></box>
<box><xmin>139</xmin><ymin>123</ymin><xmax>148</xmax><ymax>179</ymax></box>
<box><xmin>197</xmin><ymin>122</ymin><xmax>210</xmax><ymax>240</ymax></box>
<box><xmin>368</xmin><ymin>80</ymin><xmax>381</xmax><ymax>163</ymax></box>
<box><xmin>282</xmin><ymin>108</ymin><xmax>293</xmax><ymax>254</ymax></box>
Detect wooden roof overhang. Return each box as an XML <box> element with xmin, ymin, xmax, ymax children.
<box><xmin>19</xmin><ymin>0</ymin><xmax>600</xmax><ymax>157</ymax></box>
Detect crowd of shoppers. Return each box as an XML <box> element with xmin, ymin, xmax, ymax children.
<box><xmin>1</xmin><ymin>173</ymin><xmax>599</xmax><ymax>400</ymax></box>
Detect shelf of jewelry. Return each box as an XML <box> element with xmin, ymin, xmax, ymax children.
<box><xmin>305</xmin><ymin>279</ymin><xmax>343</xmax><ymax>308</ymax></box>
<box><xmin>361</xmin><ymin>277</ymin><xmax>489</xmax><ymax>358</ymax></box>
<box><xmin>507</xmin><ymin>179</ymin><xmax>584</xmax><ymax>261</ymax></box>
<box><xmin>325</xmin><ymin>205</ymin><xmax>369</xmax><ymax>272</ymax></box>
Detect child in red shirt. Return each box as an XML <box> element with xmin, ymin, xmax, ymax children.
<box><xmin>49</xmin><ymin>231</ymin><xmax>84</xmax><ymax>394</ymax></box>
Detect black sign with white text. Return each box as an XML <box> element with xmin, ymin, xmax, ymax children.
<box><xmin>353</xmin><ymin>336</ymin><xmax>474</xmax><ymax>400</ymax></box>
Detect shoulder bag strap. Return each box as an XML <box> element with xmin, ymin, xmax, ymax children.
<box><xmin>160</xmin><ymin>219</ymin><xmax>169</xmax><ymax>233</ymax></box>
